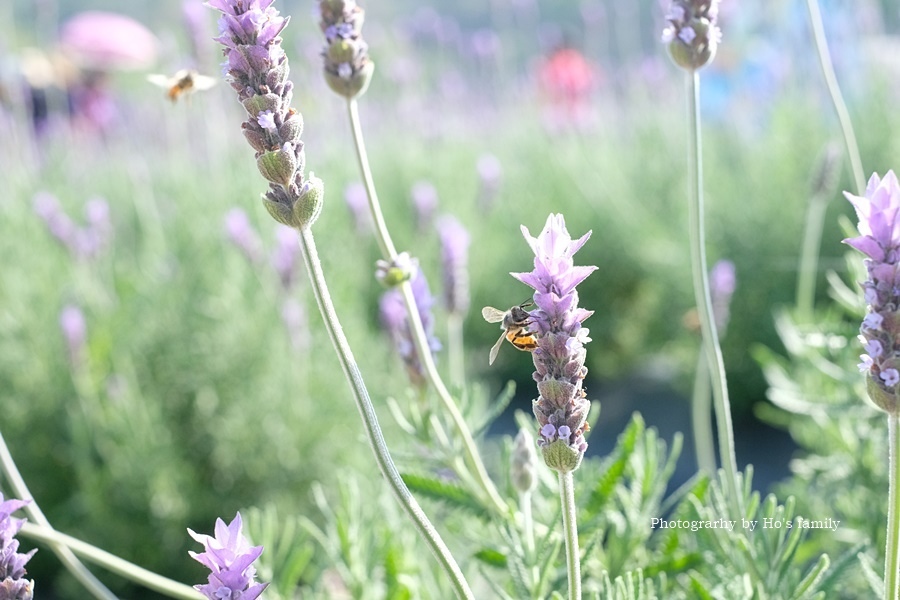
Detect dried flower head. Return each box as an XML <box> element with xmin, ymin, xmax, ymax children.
<box><xmin>208</xmin><ymin>0</ymin><xmax>324</xmax><ymax>229</ymax></box>
<box><xmin>661</xmin><ymin>0</ymin><xmax>721</xmax><ymax>71</ymax></box>
<box><xmin>318</xmin><ymin>0</ymin><xmax>374</xmax><ymax>99</ymax></box>
<box><xmin>844</xmin><ymin>171</ymin><xmax>900</xmax><ymax>414</ymax></box>
<box><xmin>512</xmin><ymin>214</ymin><xmax>596</xmax><ymax>472</ymax></box>
<box><xmin>0</xmin><ymin>494</ymin><xmax>36</xmax><ymax>600</ymax></box>
<box><xmin>188</xmin><ymin>512</ymin><xmax>268</xmax><ymax>600</ymax></box>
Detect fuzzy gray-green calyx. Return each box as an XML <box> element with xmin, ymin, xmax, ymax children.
<box><xmin>257</xmin><ymin>147</ymin><xmax>299</xmax><ymax>187</ymax></box>
<box><xmin>292</xmin><ymin>174</ymin><xmax>325</xmax><ymax>229</ymax></box>
<box><xmin>541</xmin><ymin>439</ymin><xmax>583</xmax><ymax>474</ymax></box>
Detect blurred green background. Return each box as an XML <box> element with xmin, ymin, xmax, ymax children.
<box><xmin>3</xmin><ymin>0</ymin><xmax>900</xmax><ymax>596</ymax></box>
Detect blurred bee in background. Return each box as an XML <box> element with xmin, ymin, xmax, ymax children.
<box><xmin>147</xmin><ymin>69</ymin><xmax>216</xmax><ymax>103</ymax></box>
<box><xmin>482</xmin><ymin>300</ymin><xmax>538</xmax><ymax>365</ymax></box>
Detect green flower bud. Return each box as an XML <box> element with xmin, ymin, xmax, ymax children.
<box><xmin>867</xmin><ymin>372</ymin><xmax>900</xmax><ymax>415</ymax></box>
<box><xmin>262</xmin><ymin>195</ymin><xmax>295</xmax><ymax>228</ymax></box>
<box><xmin>512</xmin><ymin>429</ymin><xmax>538</xmax><ymax>493</ymax></box>
<box><xmin>292</xmin><ymin>174</ymin><xmax>325</xmax><ymax>229</ymax></box>
<box><xmin>257</xmin><ymin>145</ymin><xmax>298</xmax><ymax>186</ymax></box>
<box><xmin>242</xmin><ymin>93</ymin><xmax>281</xmax><ymax>118</ymax></box>
<box><xmin>325</xmin><ymin>60</ymin><xmax>374</xmax><ymax>100</ymax></box>
<box><xmin>541</xmin><ymin>439</ymin><xmax>583</xmax><ymax>473</ymax></box>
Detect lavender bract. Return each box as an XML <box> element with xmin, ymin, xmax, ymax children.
<box><xmin>661</xmin><ymin>0</ymin><xmax>721</xmax><ymax>71</ymax></box>
<box><xmin>208</xmin><ymin>0</ymin><xmax>323</xmax><ymax>229</ymax></box>
<box><xmin>512</xmin><ymin>214</ymin><xmax>596</xmax><ymax>472</ymax></box>
<box><xmin>188</xmin><ymin>512</ymin><xmax>267</xmax><ymax>600</ymax></box>
<box><xmin>0</xmin><ymin>494</ymin><xmax>36</xmax><ymax>600</ymax></box>
<box><xmin>844</xmin><ymin>171</ymin><xmax>900</xmax><ymax>414</ymax></box>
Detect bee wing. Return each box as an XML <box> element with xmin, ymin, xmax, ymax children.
<box><xmin>191</xmin><ymin>75</ymin><xmax>217</xmax><ymax>91</ymax></box>
<box><xmin>147</xmin><ymin>74</ymin><xmax>172</xmax><ymax>88</ymax></box>
<box><xmin>489</xmin><ymin>332</ymin><xmax>506</xmax><ymax>365</ymax></box>
<box><xmin>482</xmin><ymin>306</ymin><xmax>506</xmax><ymax>323</ymax></box>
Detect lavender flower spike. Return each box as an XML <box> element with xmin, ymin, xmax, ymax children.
<box><xmin>318</xmin><ymin>0</ymin><xmax>374</xmax><ymax>99</ymax></box>
<box><xmin>0</xmin><ymin>494</ymin><xmax>36</xmax><ymax>600</ymax></box>
<box><xmin>661</xmin><ymin>0</ymin><xmax>721</xmax><ymax>71</ymax></box>
<box><xmin>844</xmin><ymin>171</ymin><xmax>900</xmax><ymax>414</ymax></box>
<box><xmin>208</xmin><ymin>0</ymin><xmax>324</xmax><ymax>229</ymax></box>
<box><xmin>437</xmin><ymin>215</ymin><xmax>470</xmax><ymax>315</ymax></box>
<box><xmin>380</xmin><ymin>270</ymin><xmax>441</xmax><ymax>388</ymax></box>
<box><xmin>513</xmin><ymin>214</ymin><xmax>597</xmax><ymax>472</ymax></box>
<box><xmin>188</xmin><ymin>512</ymin><xmax>268</xmax><ymax>600</ymax></box>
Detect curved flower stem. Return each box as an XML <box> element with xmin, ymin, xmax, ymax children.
<box><xmin>690</xmin><ymin>351</ymin><xmax>716</xmax><ymax>474</ymax></box>
<box><xmin>805</xmin><ymin>0</ymin><xmax>865</xmax><ymax>195</ymax></box>
<box><xmin>885</xmin><ymin>413</ymin><xmax>900</xmax><ymax>600</ymax></box>
<box><xmin>559</xmin><ymin>471</ymin><xmax>581</xmax><ymax>600</ymax></box>
<box><xmin>0</xmin><ymin>428</ymin><xmax>117</xmax><ymax>600</ymax></box>
<box><xmin>297</xmin><ymin>226</ymin><xmax>475</xmax><ymax>600</ymax></box>
<box><xmin>795</xmin><ymin>188</ymin><xmax>830</xmax><ymax>320</ymax></box>
<box><xmin>18</xmin><ymin>522</ymin><xmax>201</xmax><ymax>599</ymax></box>
<box><xmin>686</xmin><ymin>72</ymin><xmax>741</xmax><ymax>515</ymax></box>
<box><xmin>346</xmin><ymin>98</ymin><xmax>508</xmax><ymax>517</ymax></box>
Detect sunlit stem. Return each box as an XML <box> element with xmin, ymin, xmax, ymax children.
<box><xmin>346</xmin><ymin>98</ymin><xmax>508</xmax><ymax>516</ymax></box>
<box><xmin>804</xmin><ymin>0</ymin><xmax>865</xmax><ymax>195</ymax></box>
<box><xmin>686</xmin><ymin>71</ymin><xmax>741</xmax><ymax>515</ymax></box>
<box><xmin>559</xmin><ymin>471</ymin><xmax>581</xmax><ymax>600</ymax></box>
<box><xmin>297</xmin><ymin>226</ymin><xmax>475</xmax><ymax>599</ymax></box>
<box><xmin>690</xmin><ymin>350</ymin><xmax>716</xmax><ymax>474</ymax></box>
<box><xmin>885</xmin><ymin>413</ymin><xmax>900</xmax><ymax>600</ymax></box>
<box><xmin>0</xmin><ymin>428</ymin><xmax>117</xmax><ymax>599</ymax></box>
<box><xmin>18</xmin><ymin>522</ymin><xmax>201</xmax><ymax>599</ymax></box>
<box><xmin>796</xmin><ymin>189</ymin><xmax>830</xmax><ymax>321</ymax></box>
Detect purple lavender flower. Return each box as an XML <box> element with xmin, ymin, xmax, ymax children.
<box><xmin>437</xmin><ymin>215</ymin><xmax>470</xmax><ymax>315</ymax></box>
<box><xmin>208</xmin><ymin>0</ymin><xmax>323</xmax><ymax>230</ymax></box>
<box><xmin>317</xmin><ymin>0</ymin><xmax>374</xmax><ymax>99</ymax></box>
<box><xmin>280</xmin><ymin>297</ymin><xmax>308</xmax><ymax>349</ymax></box>
<box><xmin>476</xmin><ymin>154</ymin><xmax>502</xmax><ymax>209</ymax></box>
<box><xmin>188</xmin><ymin>512</ymin><xmax>267</xmax><ymax>600</ymax></box>
<box><xmin>33</xmin><ymin>193</ymin><xmax>111</xmax><ymax>260</ymax></box>
<box><xmin>411</xmin><ymin>181</ymin><xmax>438</xmax><ymax>233</ymax></box>
<box><xmin>271</xmin><ymin>224</ymin><xmax>300</xmax><ymax>290</ymax></box>
<box><xmin>343</xmin><ymin>182</ymin><xmax>372</xmax><ymax>233</ymax></box>
<box><xmin>512</xmin><ymin>214</ymin><xmax>596</xmax><ymax>472</ymax></box>
<box><xmin>379</xmin><ymin>270</ymin><xmax>441</xmax><ymax>388</ymax></box>
<box><xmin>709</xmin><ymin>259</ymin><xmax>736</xmax><ymax>333</ymax></box>
<box><xmin>0</xmin><ymin>494</ymin><xmax>36</xmax><ymax>600</ymax></box>
<box><xmin>59</xmin><ymin>304</ymin><xmax>87</xmax><ymax>364</ymax></box>
<box><xmin>845</xmin><ymin>171</ymin><xmax>900</xmax><ymax>413</ymax></box>
<box><xmin>661</xmin><ymin>0</ymin><xmax>721</xmax><ymax>71</ymax></box>
<box><xmin>223</xmin><ymin>208</ymin><xmax>264</xmax><ymax>264</ymax></box>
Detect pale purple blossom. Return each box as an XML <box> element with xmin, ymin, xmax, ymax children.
<box><xmin>271</xmin><ymin>225</ymin><xmax>299</xmax><ymax>290</ymax></box>
<box><xmin>188</xmin><ymin>512</ymin><xmax>267</xmax><ymax>600</ymax></box>
<box><xmin>437</xmin><ymin>215</ymin><xmax>470</xmax><ymax>315</ymax></box>
<box><xmin>379</xmin><ymin>270</ymin><xmax>441</xmax><ymax>388</ymax></box>
<box><xmin>476</xmin><ymin>154</ymin><xmax>502</xmax><ymax>209</ymax></box>
<box><xmin>411</xmin><ymin>181</ymin><xmax>438</xmax><ymax>232</ymax></box>
<box><xmin>511</xmin><ymin>214</ymin><xmax>596</xmax><ymax>472</ymax></box>
<box><xmin>709</xmin><ymin>259</ymin><xmax>736</xmax><ymax>333</ymax></box>
<box><xmin>223</xmin><ymin>208</ymin><xmax>264</xmax><ymax>264</ymax></box>
<box><xmin>257</xmin><ymin>109</ymin><xmax>276</xmax><ymax>131</ymax></box>
<box><xmin>343</xmin><ymin>182</ymin><xmax>372</xmax><ymax>234</ymax></box>
<box><xmin>59</xmin><ymin>304</ymin><xmax>87</xmax><ymax>363</ymax></box>
<box><xmin>0</xmin><ymin>494</ymin><xmax>36</xmax><ymax>600</ymax></box>
<box><xmin>845</xmin><ymin>170</ymin><xmax>900</xmax><ymax>412</ymax></box>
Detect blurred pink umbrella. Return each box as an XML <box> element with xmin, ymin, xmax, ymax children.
<box><xmin>59</xmin><ymin>11</ymin><xmax>159</xmax><ymax>71</ymax></box>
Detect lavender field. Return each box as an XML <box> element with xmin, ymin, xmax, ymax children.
<box><xmin>3</xmin><ymin>0</ymin><xmax>900</xmax><ymax>598</ymax></box>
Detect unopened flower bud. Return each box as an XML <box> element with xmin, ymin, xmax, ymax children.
<box><xmin>541</xmin><ymin>438</ymin><xmax>583</xmax><ymax>474</ymax></box>
<box><xmin>257</xmin><ymin>145</ymin><xmax>298</xmax><ymax>186</ymax></box>
<box><xmin>325</xmin><ymin>60</ymin><xmax>374</xmax><ymax>99</ymax></box>
<box><xmin>662</xmin><ymin>0</ymin><xmax>721</xmax><ymax>71</ymax></box>
<box><xmin>376</xmin><ymin>252</ymin><xmax>417</xmax><ymax>287</ymax></box>
<box><xmin>292</xmin><ymin>174</ymin><xmax>325</xmax><ymax>229</ymax></box>
<box><xmin>511</xmin><ymin>429</ymin><xmax>538</xmax><ymax>493</ymax></box>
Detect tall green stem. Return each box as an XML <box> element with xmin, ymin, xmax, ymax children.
<box><xmin>805</xmin><ymin>0</ymin><xmax>865</xmax><ymax>195</ymax></box>
<box><xmin>690</xmin><ymin>351</ymin><xmax>716</xmax><ymax>474</ymax></box>
<box><xmin>686</xmin><ymin>72</ymin><xmax>741</xmax><ymax>514</ymax></box>
<box><xmin>559</xmin><ymin>471</ymin><xmax>581</xmax><ymax>600</ymax></box>
<box><xmin>297</xmin><ymin>226</ymin><xmax>474</xmax><ymax>600</ymax></box>
<box><xmin>19</xmin><ymin>522</ymin><xmax>201</xmax><ymax>599</ymax></box>
<box><xmin>447</xmin><ymin>313</ymin><xmax>465</xmax><ymax>389</ymax></box>
<box><xmin>795</xmin><ymin>190</ymin><xmax>829</xmax><ymax>320</ymax></box>
<box><xmin>885</xmin><ymin>413</ymin><xmax>900</xmax><ymax>600</ymax></box>
<box><xmin>345</xmin><ymin>98</ymin><xmax>508</xmax><ymax>516</ymax></box>
<box><xmin>0</xmin><ymin>428</ymin><xmax>117</xmax><ymax>600</ymax></box>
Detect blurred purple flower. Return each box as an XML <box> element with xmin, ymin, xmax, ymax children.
<box><xmin>223</xmin><ymin>208</ymin><xmax>264</xmax><ymax>265</ymax></box>
<box><xmin>33</xmin><ymin>192</ymin><xmax>110</xmax><ymax>260</ymax></box>
<box><xmin>188</xmin><ymin>512</ymin><xmax>267</xmax><ymax>600</ymax></box>
<box><xmin>379</xmin><ymin>270</ymin><xmax>441</xmax><ymax>388</ymax></box>
<box><xmin>182</xmin><ymin>0</ymin><xmax>211</xmax><ymax>66</ymax></box>
<box><xmin>512</xmin><ymin>214</ymin><xmax>596</xmax><ymax>472</ymax></box>
<box><xmin>845</xmin><ymin>171</ymin><xmax>900</xmax><ymax>413</ymax></box>
<box><xmin>662</xmin><ymin>0</ymin><xmax>722</xmax><ymax>71</ymax></box>
<box><xmin>411</xmin><ymin>181</ymin><xmax>438</xmax><ymax>233</ymax></box>
<box><xmin>469</xmin><ymin>29</ymin><xmax>501</xmax><ymax>60</ymax></box>
<box><xmin>0</xmin><ymin>493</ymin><xmax>36</xmax><ymax>600</ymax></box>
<box><xmin>476</xmin><ymin>154</ymin><xmax>502</xmax><ymax>209</ymax></box>
<box><xmin>343</xmin><ymin>182</ymin><xmax>372</xmax><ymax>234</ymax></box>
<box><xmin>709</xmin><ymin>259</ymin><xmax>736</xmax><ymax>333</ymax></box>
<box><xmin>59</xmin><ymin>304</ymin><xmax>87</xmax><ymax>364</ymax></box>
<box><xmin>437</xmin><ymin>215</ymin><xmax>470</xmax><ymax>315</ymax></box>
<box><xmin>271</xmin><ymin>225</ymin><xmax>300</xmax><ymax>290</ymax></box>
<box><xmin>280</xmin><ymin>298</ymin><xmax>308</xmax><ymax>350</ymax></box>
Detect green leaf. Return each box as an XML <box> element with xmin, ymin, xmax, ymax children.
<box><xmin>473</xmin><ymin>548</ymin><xmax>508</xmax><ymax>568</ymax></box>
<box><xmin>474</xmin><ymin>380</ymin><xmax>517</xmax><ymax>437</ymax></box>
<box><xmin>586</xmin><ymin>414</ymin><xmax>643</xmax><ymax>514</ymax></box>
<box><xmin>400</xmin><ymin>472</ymin><xmax>490</xmax><ymax>517</ymax></box>
<box><xmin>687</xmin><ymin>573</ymin><xmax>715</xmax><ymax>600</ymax></box>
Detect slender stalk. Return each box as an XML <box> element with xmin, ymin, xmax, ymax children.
<box><xmin>19</xmin><ymin>522</ymin><xmax>201</xmax><ymax>599</ymax></box>
<box><xmin>686</xmin><ymin>72</ymin><xmax>741</xmax><ymax>514</ymax></box>
<box><xmin>520</xmin><ymin>490</ymin><xmax>538</xmax><ymax>589</ymax></box>
<box><xmin>346</xmin><ymin>98</ymin><xmax>508</xmax><ymax>516</ymax></box>
<box><xmin>690</xmin><ymin>350</ymin><xmax>716</xmax><ymax>474</ymax></box>
<box><xmin>559</xmin><ymin>471</ymin><xmax>581</xmax><ymax>600</ymax></box>
<box><xmin>885</xmin><ymin>413</ymin><xmax>900</xmax><ymax>600</ymax></box>
<box><xmin>297</xmin><ymin>226</ymin><xmax>474</xmax><ymax>599</ymax></box>
<box><xmin>804</xmin><ymin>0</ymin><xmax>865</xmax><ymax>195</ymax></box>
<box><xmin>0</xmin><ymin>428</ymin><xmax>117</xmax><ymax>600</ymax></box>
<box><xmin>795</xmin><ymin>190</ymin><xmax>830</xmax><ymax>320</ymax></box>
